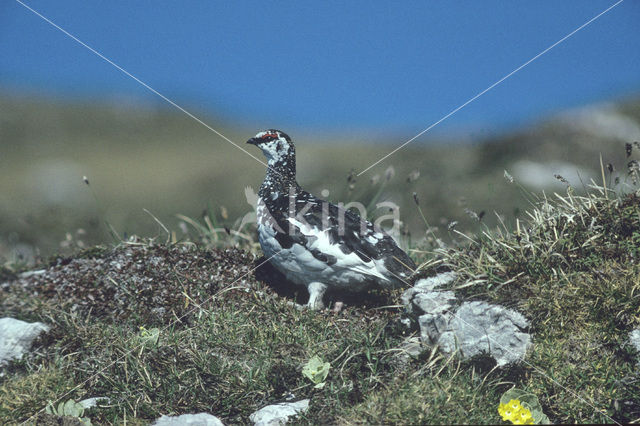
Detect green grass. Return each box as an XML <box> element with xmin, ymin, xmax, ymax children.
<box><xmin>3</xmin><ymin>93</ymin><xmax>640</xmax><ymax>260</ymax></box>
<box><xmin>2</xmin><ymin>171</ymin><xmax>640</xmax><ymax>424</ymax></box>
<box><xmin>2</xmin><ymin>92</ymin><xmax>640</xmax><ymax>423</ymax></box>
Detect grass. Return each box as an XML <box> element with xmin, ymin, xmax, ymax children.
<box><xmin>3</xmin><ymin>93</ymin><xmax>640</xmax><ymax>260</ymax></box>
<box><xmin>1</xmin><ymin>92</ymin><xmax>640</xmax><ymax>423</ymax></box>
<box><xmin>3</xmin><ymin>160</ymin><xmax>640</xmax><ymax>424</ymax></box>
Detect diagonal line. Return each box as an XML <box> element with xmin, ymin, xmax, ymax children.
<box><xmin>14</xmin><ymin>0</ymin><xmax>267</xmax><ymax>169</ymax></box>
<box><xmin>357</xmin><ymin>0</ymin><xmax>625</xmax><ymax>176</ymax></box>
<box><xmin>20</xmin><ymin>249</ymin><xmax>284</xmax><ymax>424</ymax></box>
<box><xmin>387</xmin><ymin>270</ymin><xmax>621</xmax><ymax>425</ymax></box>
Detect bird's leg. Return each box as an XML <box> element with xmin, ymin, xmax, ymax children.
<box><xmin>306</xmin><ymin>282</ymin><xmax>327</xmax><ymax>310</ymax></box>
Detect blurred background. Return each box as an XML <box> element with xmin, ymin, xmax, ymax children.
<box><xmin>1</xmin><ymin>1</ymin><xmax>639</xmax><ymax>263</ymax></box>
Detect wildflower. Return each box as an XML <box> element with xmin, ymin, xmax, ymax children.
<box><xmin>498</xmin><ymin>399</ymin><xmax>534</xmax><ymax>425</ymax></box>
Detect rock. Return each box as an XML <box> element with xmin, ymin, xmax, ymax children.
<box><xmin>153</xmin><ymin>413</ymin><xmax>224</xmax><ymax>426</ymax></box>
<box><xmin>412</xmin><ymin>291</ymin><xmax>456</xmax><ymax>316</ymax></box>
<box><xmin>630</xmin><ymin>329</ymin><xmax>640</xmax><ymax>365</ymax></box>
<box><xmin>419</xmin><ymin>312</ymin><xmax>453</xmax><ymax>345</ymax></box>
<box><xmin>393</xmin><ymin>336</ymin><xmax>425</xmax><ymax>364</ymax></box>
<box><xmin>402</xmin><ymin>272</ymin><xmax>457</xmax><ymax>315</ymax></box>
<box><xmin>249</xmin><ymin>399</ymin><xmax>310</xmax><ymax>426</ymax></box>
<box><xmin>19</xmin><ymin>269</ymin><xmax>46</xmax><ymax>278</ymax></box>
<box><xmin>437</xmin><ymin>301</ymin><xmax>531</xmax><ymax>366</ymax></box>
<box><xmin>0</xmin><ymin>317</ymin><xmax>50</xmax><ymax>368</ymax></box>
<box><xmin>401</xmin><ymin>275</ymin><xmax>532</xmax><ymax>367</ymax></box>
<box><xmin>78</xmin><ymin>397</ymin><xmax>110</xmax><ymax>409</ymax></box>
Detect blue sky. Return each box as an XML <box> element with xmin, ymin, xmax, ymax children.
<box><xmin>1</xmin><ymin>1</ymin><xmax>639</xmax><ymax>139</ymax></box>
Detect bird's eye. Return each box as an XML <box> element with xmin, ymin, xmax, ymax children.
<box><xmin>276</xmin><ymin>141</ymin><xmax>282</xmax><ymax>150</ymax></box>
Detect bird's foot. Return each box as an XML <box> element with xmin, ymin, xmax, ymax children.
<box><xmin>306</xmin><ymin>282</ymin><xmax>328</xmax><ymax>310</ymax></box>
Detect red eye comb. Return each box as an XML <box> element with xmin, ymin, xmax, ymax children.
<box><xmin>261</xmin><ymin>132</ymin><xmax>278</xmax><ymax>139</ymax></box>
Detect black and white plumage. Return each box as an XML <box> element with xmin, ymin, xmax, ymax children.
<box><xmin>247</xmin><ymin>129</ymin><xmax>416</xmax><ymax>309</ymax></box>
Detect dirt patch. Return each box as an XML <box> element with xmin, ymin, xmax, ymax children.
<box><xmin>2</xmin><ymin>244</ymin><xmax>260</xmax><ymax>325</ymax></box>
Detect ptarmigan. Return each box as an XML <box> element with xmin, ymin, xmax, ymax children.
<box><xmin>247</xmin><ymin>129</ymin><xmax>416</xmax><ymax>309</ymax></box>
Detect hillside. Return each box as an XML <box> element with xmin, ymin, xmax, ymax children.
<box><xmin>2</xmin><ymin>143</ymin><xmax>640</xmax><ymax>423</ymax></box>
<box><xmin>1</xmin><ymin>92</ymin><xmax>640</xmax><ymax>263</ymax></box>
<box><xmin>2</xmin><ymin>92</ymin><xmax>640</xmax><ymax>424</ymax></box>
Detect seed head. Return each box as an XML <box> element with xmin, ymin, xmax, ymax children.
<box><xmin>406</xmin><ymin>170</ymin><xmax>420</xmax><ymax>182</ymax></box>
<box><xmin>554</xmin><ymin>174</ymin><xmax>568</xmax><ymax>184</ymax></box>
<box><xmin>504</xmin><ymin>170</ymin><xmax>514</xmax><ymax>183</ymax></box>
<box><xmin>384</xmin><ymin>165</ymin><xmax>395</xmax><ymax>181</ymax></box>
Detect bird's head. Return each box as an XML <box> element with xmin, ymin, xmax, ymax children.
<box><xmin>246</xmin><ymin>129</ymin><xmax>295</xmax><ymax>165</ymax></box>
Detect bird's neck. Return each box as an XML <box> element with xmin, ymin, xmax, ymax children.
<box><xmin>260</xmin><ymin>154</ymin><xmax>298</xmax><ymax>196</ymax></box>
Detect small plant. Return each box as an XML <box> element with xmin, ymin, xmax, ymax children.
<box><xmin>498</xmin><ymin>388</ymin><xmax>549</xmax><ymax>425</ymax></box>
<box><xmin>137</xmin><ymin>326</ymin><xmax>160</xmax><ymax>347</ymax></box>
<box><xmin>302</xmin><ymin>356</ymin><xmax>331</xmax><ymax>389</ymax></box>
<box><xmin>45</xmin><ymin>399</ymin><xmax>91</xmax><ymax>425</ymax></box>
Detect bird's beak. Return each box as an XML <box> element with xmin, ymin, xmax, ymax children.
<box><xmin>246</xmin><ymin>137</ymin><xmax>259</xmax><ymax>146</ymax></box>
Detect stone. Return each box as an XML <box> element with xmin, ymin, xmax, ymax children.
<box><xmin>436</xmin><ymin>301</ymin><xmax>531</xmax><ymax>366</ymax></box>
<box><xmin>412</xmin><ymin>291</ymin><xmax>456</xmax><ymax>316</ymax></box>
<box><xmin>402</xmin><ymin>272</ymin><xmax>457</xmax><ymax>315</ymax></box>
<box><xmin>0</xmin><ymin>317</ymin><xmax>50</xmax><ymax>368</ymax></box>
<box><xmin>401</xmin><ymin>272</ymin><xmax>531</xmax><ymax>367</ymax></box>
<box><xmin>249</xmin><ymin>399</ymin><xmax>310</xmax><ymax>426</ymax></box>
<box><xmin>418</xmin><ymin>312</ymin><xmax>453</xmax><ymax>345</ymax></box>
<box><xmin>79</xmin><ymin>397</ymin><xmax>110</xmax><ymax>409</ymax></box>
<box><xmin>630</xmin><ymin>329</ymin><xmax>640</xmax><ymax>365</ymax></box>
<box><xmin>393</xmin><ymin>336</ymin><xmax>425</xmax><ymax>364</ymax></box>
<box><xmin>153</xmin><ymin>413</ymin><xmax>224</xmax><ymax>426</ymax></box>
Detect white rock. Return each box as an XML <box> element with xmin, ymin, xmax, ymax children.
<box><xmin>402</xmin><ymin>273</ymin><xmax>531</xmax><ymax>367</ymax></box>
<box><xmin>0</xmin><ymin>317</ymin><xmax>50</xmax><ymax>367</ymax></box>
<box><xmin>401</xmin><ymin>272</ymin><xmax>457</xmax><ymax>315</ymax></box>
<box><xmin>153</xmin><ymin>413</ymin><xmax>224</xmax><ymax>426</ymax></box>
<box><xmin>437</xmin><ymin>301</ymin><xmax>531</xmax><ymax>366</ymax></box>
<box><xmin>395</xmin><ymin>336</ymin><xmax>425</xmax><ymax>363</ymax></box>
<box><xmin>79</xmin><ymin>396</ymin><xmax>110</xmax><ymax>409</ymax></box>
<box><xmin>412</xmin><ymin>291</ymin><xmax>456</xmax><ymax>316</ymax></box>
<box><xmin>249</xmin><ymin>399</ymin><xmax>310</xmax><ymax>426</ymax></box>
<box><xmin>630</xmin><ymin>329</ymin><xmax>640</xmax><ymax>365</ymax></box>
<box><xmin>419</xmin><ymin>312</ymin><xmax>453</xmax><ymax>345</ymax></box>
<box><xmin>18</xmin><ymin>269</ymin><xmax>46</xmax><ymax>278</ymax></box>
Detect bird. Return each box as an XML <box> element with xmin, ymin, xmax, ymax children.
<box><xmin>247</xmin><ymin>129</ymin><xmax>416</xmax><ymax>309</ymax></box>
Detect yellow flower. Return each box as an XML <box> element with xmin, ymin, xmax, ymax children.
<box><xmin>498</xmin><ymin>399</ymin><xmax>534</xmax><ymax>424</ymax></box>
<box><xmin>514</xmin><ymin>406</ymin><xmax>533</xmax><ymax>425</ymax></box>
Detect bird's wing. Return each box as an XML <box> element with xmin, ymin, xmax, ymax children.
<box><xmin>270</xmin><ymin>190</ymin><xmax>415</xmax><ymax>283</ymax></box>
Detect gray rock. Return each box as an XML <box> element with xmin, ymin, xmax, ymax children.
<box><xmin>419</xmin><ymin>312</ymin><xmax>453</xmax><ymax>345</ymax></box>
<box><xmin>19</xmin><ymin>269</ymin><xmax>46</xmax><ymax>278</ymax></box>
<box><xmin>249</xmin><ymin>399</ymin><xmax>310</xmax><ymax>426</ymax></box>
<box><xmin>79</xmin><ymin>396</ymin><xmax>110</xmax><ymax>409</ymax></box>
<box><xmin>0</xmin><ymin>317</ymin><xmax>50</xmax><ymax>368</ymax></box>
<box><xmin>402</xmin><ymin>274</ymin><xmax>531</xmax><ymax>367</ymax></box>
<box><xmin>398</xmin><ymin>336</ymin><xmax>424</xmax><ymax>358</ymax></box>
<box><xmin>412</xmin><ymin>291</ymin><xmax>456</xmax><ymax>316</ymax></box>
<box><xmin>402</xmin><ymin>272</ymin><xmax>457</xmax><ymax>315</ymax></box>
<box><xmin>630</xmin><ymin>329</ymin><xmax>640</xmax><ymax>364</ymax></box>
<box><xmin>153</xmin><ymin>413</ymin><xmax>224</xmax><ymax>426</ymax></box>
<box><xmin>436</xmin><ymin>301</ymin><xmax>531</xmax><ymax>366</ymax></box>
